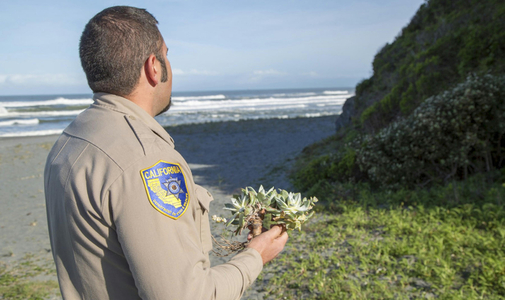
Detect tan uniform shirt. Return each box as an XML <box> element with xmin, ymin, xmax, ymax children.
<box><xmin>44</xmin><ymin>93</ymin><xmax>262</xmax><ymax>299</ymax></box>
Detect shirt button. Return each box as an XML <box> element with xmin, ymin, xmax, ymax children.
<box><xmin>129</xmin><ymin>116</ymin><xmax>136</xmax><ymax>120</ymax></box>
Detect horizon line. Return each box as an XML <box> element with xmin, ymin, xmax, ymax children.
<box><xmin>0</xmin><ymin>86</ymin><xmax>356</xmax><ymax>98</ymax></box>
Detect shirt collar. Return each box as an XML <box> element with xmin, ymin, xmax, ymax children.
<box><xmin>92</xmin><ymin>93</ymin><xmax>175</xmax><ymax>146</ymax></box>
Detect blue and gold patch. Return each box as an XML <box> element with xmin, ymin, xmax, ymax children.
<box><xmin>141</xmin><ymin>160</ymin><xmax>190</xmax><ymax>219</ymax></box>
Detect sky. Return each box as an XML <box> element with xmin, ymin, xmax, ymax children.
<box><xmin>0</xmin><ymin>0</ymin><xmax>425</xmax><ymax>96</ymax></box>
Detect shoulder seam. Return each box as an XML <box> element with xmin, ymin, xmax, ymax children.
<box><xmin>64</xmin><ymin>132</ymin><xmax>124</xmax><ymax>171</ymax></box>
<box><xmin>62</xmin><ymin>142</ymin><xmax>90</xmax><ymax>192</ymax></box>
<box><xmin>124</xmin><ymin>116</ymin><xmax>147</xmax><ymax>156</ymax></box>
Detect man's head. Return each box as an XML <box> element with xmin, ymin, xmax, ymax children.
<box><xmin>80</xmin><ymin>6</ymin><xmax>168</xmax><ymax>97</ymax></box>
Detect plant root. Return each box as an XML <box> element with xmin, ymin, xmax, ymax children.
<box><xmin>211</xmin><ymin>235</ymin><xmax>248</xmax><ymax>257</ymax></box>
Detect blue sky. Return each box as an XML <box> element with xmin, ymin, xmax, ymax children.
<box><xmin>0</xmin><ymin>0</ymin><xmax>425</xmax><ymax>95</ymax></box>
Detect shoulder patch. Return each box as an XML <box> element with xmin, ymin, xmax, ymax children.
<box><xmin>140</xmin><ymin>160</ymin><xmax>190</xmax><ymax>219</ymax></box>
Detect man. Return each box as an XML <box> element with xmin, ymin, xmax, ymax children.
<box><xmin>44</xmin><ymin>6</ymin><xmax>288</xmax><ymax>299</ymax></box>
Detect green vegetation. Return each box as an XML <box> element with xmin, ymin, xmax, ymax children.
<box><xmin>0</xmin><ymin>254</ymin><xmax>59</xmax><ymax>300</ymax></box>
<box><xmin>358</xmin><ymin>74</ymin><xmax>505</xmax><ymax>189</ymax></box>
<box><xmin>279</xmin><ymin>0</ymin><xmax>505</xmax><ymax>298</ymax></box>
<box><xmin>260</xmin><ymin>177</ymin><xmax>505</xmax><ymax>299</ymax></box>
<box><xmin>354</xmin><ymin>0</ymin><xmax>505</xmax><ymax>132</ymax></box>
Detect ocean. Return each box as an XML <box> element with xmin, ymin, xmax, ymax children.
<box><xmin>0</xmin><ymin>87</ymin><xmax>353</xmax><ymax>138</ymax></box>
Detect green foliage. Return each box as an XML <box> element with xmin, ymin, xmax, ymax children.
<box><xmin>357</xmin><ymin>74</ymin><xmax>505</xmax><ymax>189</ymax></box>
<box><xmin>291</xmin><ymin>154</ymin><xmax>334</xmax><ymax>193</ymax></box>
<box><xmin>355</xmin><ymin>78</ymin><xmax>373</xmax><ymax>97</ymax></box>
<box><xmin>331</xmin><ymin>148</ymin><xmax>356</xmax><ymax>178</ymax></box>
<box><xmin>290</xmin><ymin>128</ymin><xmax>367</xmax><ymax>204</ymax></box>
<box><xmin>295</xmin><ymin>74</ymin><xmax>505</xmax><ymax>196</ymax></box>
<box><xmin>354</xmin><ymin>0</ymin><xmax>505</xmax><ymax>132</ymax></box>
<box><xmin>219</xmin><ymin>186</ymin><xmax>317</xmax><ymax>235</ymax></box>
<box><xmin>359</xmin><ymin>103</ymin><xmax>377</xmax><ymax>125</ymax></box>
<box><xmin>457</xmin><ymin>6</ymin><xmax>505</xmax><ymax>75</ymax></box>
<box><xmin>260</xmin><ymin>177</ymin><xmax>505</xmax><ymax>299</ymax></box>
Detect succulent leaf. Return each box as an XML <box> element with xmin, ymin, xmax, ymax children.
<box><xmin>216</xmin><ymin>186</ymin><xmax>316</xmax><ymax>236</ymax></box>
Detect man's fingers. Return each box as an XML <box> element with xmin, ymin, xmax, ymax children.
<box><xmin>277</xmin><ymin>231</ymin><xmax>289</xmax><ymax>243</ymax></box>
<box><xmin>247</xmin><ymin>225</ymin><xmax>289</xmax><ymax>265</ymax></box>
<box><xmin>248</xmin><ymin>227</ymin><xmax>270</xmax><ymax>241</ymax></box>
<box><xmin>262</xmin><ymin>225</ymin><xmax>284</xmax><ymax>239</ymax></box>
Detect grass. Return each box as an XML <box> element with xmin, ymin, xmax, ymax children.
<box><xmin>254</xmin><ymin>180</ymin><xmax>505</xmax><ymax>299</ymax></box>
<box><xmin>0</xmin><ymin>254</ymin><xmax>59</xmax><ymax>300</ymax></box>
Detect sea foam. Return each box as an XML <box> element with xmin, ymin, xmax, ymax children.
<box><xmin>0</xmin><ymin>106</ymin><xmax>7</xmax><ymax>116</ymax></box>
<box><xmin>0</xmin><ymin>119</ymin><xmax>39</xmax><ymax>127</ymax></box>
<box><xmin>172</xmin><ymin>94</ymin><xmax>226</xmax><ymax>101</ymax></box>
<box><xmin>169</xmin><ymin>95</ymin><xmax>350</xmax><ymax>112</ymax></box>
<box><xmin>7</xmin><ymin>110</ymin><xmax>85</xmax><ymax>118</ymax></box>
<box><xmin>0</xmin><ymin>97</ymin><xmax>93</xmax><ymax>108</ymax></box>
<box><xmin>0</xmin><ymin>129</ymin><xmax>63</xmax><ymax>138</ymax></box>
<box><xmin>323</xmin><ymin>91</ymin><xmax>349</xmax><ymax>95</ymax></box>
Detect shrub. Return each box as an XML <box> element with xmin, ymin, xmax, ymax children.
<box><xmin>355</xmin><ymin>78</ymin><xmax>373</xmax><ymax>97</ymax></box>
<box><xmin>356</xmin><ymin>74</ymin><xmax>505</xmax><ymax>189</ymax></box>
<box><xmin>291</xmin><ymin>155</ymin><xmax>333</xmax><ymax>193</ymax></box>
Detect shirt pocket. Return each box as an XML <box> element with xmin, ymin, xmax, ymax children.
<box><xmin>195</xmin><ymin>185</ymin><xmax>214</xmax><ymax>253</ymax></box>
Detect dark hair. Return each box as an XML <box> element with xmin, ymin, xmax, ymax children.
<box><xmin>80</xmin><ymin>6</ymin><xmax>167</xmax><ymax>96</ymax></box>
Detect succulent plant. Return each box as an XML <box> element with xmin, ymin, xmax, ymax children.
<box><xmin>271</xmin><ymin>190</ymin><xmax>316</xmax><ymax>231</ymax></box>
<box><xmin>217</xmin><ymin>185</ymin><xmax>317</xmax><ymax>237</ymax></box>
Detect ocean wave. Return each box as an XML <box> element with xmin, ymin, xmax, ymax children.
<box><xmin>171</xmin><ymin>94</ymin><xmax>226</xmax><ymax>101</ymax></box>
<box><xmin>0</xmin><ymin>129</ymin><xmax>63</xmax><ymax>138</ymax></box>
<box><xmin>157</xmin><ymin>111</ymin><xmax>340</xmax><ymax>127</ymax></box>
<box><xmin>168</xmin><ymin>94</ymin><xmax>352</xmax><ymax>113</ymax></box>
<box><xmin>7</xmin><ymin>109</ymin><xmax>85</xmax><ymax>117</ymax></box>
<box><xmin>0</xmin><ymin>89</ymin><xmax>352</xmax><ymax>137</ymax></box>
<box><xmin>0</xmin><ymin>97</ymin><xmax>93</xmax><ymax>108</ymax></box>
<box><xmin>304</xmin><ymin>113</ymin><xmax>323</xmax><ymax>118</ymax></box>
<box><xmin>323</xmin><ymin>91</ymin><xmax>349</xmax><ymax>95</ymax></box>
<box><xmin>273</xmin><ymin>92</ymin><xmax>317</xmax><ymax>97</ymax></box>
<box><xmin>0</xmin><ymin>118</ymin><xmax>39</xmax><ymax>127</ymax></box>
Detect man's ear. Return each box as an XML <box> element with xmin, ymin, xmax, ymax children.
<box><xmin>144</xmin><ymin>54</ymin><xmax>159</xmax><ymax>86</ymax></box>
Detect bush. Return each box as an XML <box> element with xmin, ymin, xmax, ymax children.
<box><xmin>291</xmin><ymin>155</ymin><xmax>333</xmax><ymax>192</ymax></box>
<box><xmin>356</xmin><ymin>74</ymin><xmax>505</xmax><ymax>189</ymax></box>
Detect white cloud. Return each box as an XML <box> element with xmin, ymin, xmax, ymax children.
<box><xmin>252</xmin><ymin>69</ymin><xmax>286</xmax><ymax>76</ymax></box>
<box><xmin>248</xmin><ymin>69</ymin><xmax>287</xmax><ymax>83</ymax></box>
<box><xmin>172</xmin><ymin>69</ymin><xmax>219</xmax><ymax>76</ymax></box>
<box><xmin>299</xmin><ymin>71</ymin><xmax>319</xmax><ymax>78</ymax></box>
<box><xmin>0</xmin><ymin>73</ymin><xmax>84</xmax><ymax>86</ymax></box>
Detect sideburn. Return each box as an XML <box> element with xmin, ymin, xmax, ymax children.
<box><xmin>155</xmin><ymin>53</ymin><xmax>168</xmax><ymax>83</ymax></box>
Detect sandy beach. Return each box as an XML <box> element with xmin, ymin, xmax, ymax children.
<box><xmin>0</xmin><ymin>115</ymin><xmax>337</xmax><ymax>299</ymax></box>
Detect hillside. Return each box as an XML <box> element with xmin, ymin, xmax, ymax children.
<box><xmin>344</xmin><ymin>0</ymin><xmax>505</xmax><ymax>133</ymax></box>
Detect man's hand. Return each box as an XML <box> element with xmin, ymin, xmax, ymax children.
<box><xmin>247</xmin><ymin>225</ymin><xmax>288</xmax><ymax>265</ymax></box>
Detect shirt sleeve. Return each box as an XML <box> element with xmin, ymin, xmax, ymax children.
<box><xmin>108</xmin><ymin>158</ymin><xmax>263</xmax><ymax>300</ymax></box>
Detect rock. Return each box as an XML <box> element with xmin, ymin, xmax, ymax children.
<box><xmin>411</xmin><ymin>277</ymin><xmax>431</xmax><ymax>288</ymax></box>
<box><xmin>335</xmin><ymin>96</ymin><xmax>356</xmax><ymax>132</ymax></box>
